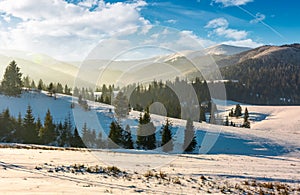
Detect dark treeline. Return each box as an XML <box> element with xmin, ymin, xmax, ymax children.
<box><xmin>123</xmin><ymin>77</ymin><xmax>211</xmax><ymax>121</ymax></box>
<box><xmin>0</xmin><ymin>106</ymin><xmax>85</xmax><ymax>148</ymax></box>
<box><xmin>220</xmin><ymin>59</ymin><xmax>300</xmax><ymax>105</ymax></box>
<box><xmin>107</xmin><ymin>108</ymin><xmax>198</xmax><ymax>153</ymax></box>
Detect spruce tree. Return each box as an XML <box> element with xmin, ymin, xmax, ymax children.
<box><xmin>57</xmin><ymin>122</ymin><xmax>65</xmax><ymax>147</ymax></box>
<box><xmin>23</xmin><ymin>105</ymin><xmax>38</xmax><ymax>144</ymax></box>
<box><xmin>243</xmin><ymin>107</ymin><xmax>250</xmax><ymax>128</ymax></box>
<box><xmin>0</xmin><ymin>108</ymin><xmax>13</xmax><ymax>141</ymax></box>
<box><xmin>234</xmin><ymin>104</ymin><xmax>242</xmax><ymax>117</ymax></box>
<box><xmin>60</xmin><ymin>114</ymin><xmax>72</xmax><ymax>146</ymax></box>
<box><xmin>136</xmin><ymin>113</ymin><xmax>146</xmax><ymax>149</ymax></box>
<box><xmin>40</xmin><ymin>109</ymin><xmax>56</xmax><ymax>144</ymax></box>
<box><xmin>81</xmin><ymin>122</ymin><xmax>92</xmax><ymax>147</ymax></box>
<box><xmin>23</xmin><ymin>76</ymin><xmax>30</xmax><ymax>88</ymax></box>
<box><xmin>71</xmin><ymin>127</ymin><xmax>85</xmax><ymax>148</ymax></box>
<box><xmin>183</xmin><ymin>118</ymin><xmax>197</xmax><ymax>153</ymax></box>
<box><xmin>161</xmin><ymin>118</ymin><xmax>173</xmax><ymax>153</ymax></box>
<box><xmin>56</xmin><ymin>83</ymin><xmax>63</xmax><ymax>94</ymax></box>
<box><xmin>108</xmin><ymin>121</ymin><xmax>122</xmax><ymax>148</ymax></box>
<box><xmin>229</xmin><ymin>108</ymin><xmax>234</xmax><ymax>117</ymax></box>
<box><xmin>1</xmin><ymin>60</ymin><xmax>23</xmax><ymax>96</ymax></box>
<box><xmin>36</xmin><ymin>116</ymin><xmax>42</xmax><ymax>144</ymax></box>
<box><xmin>113</xmin><ymin>91</ymin><xmax>129</xmax><ymax>120</ymax></box>
<box><xmin>37</xmin><ymin>79</ymin><xmax>44</xmax><ymax>91</ymax></box>
<box><xmin>31</xmin><ymin>80</ymin><xmax>36</xmax><ymax>89</ymax></box>
<box><xmin>137</xmin><ymin>109</ymin><xmax>156</xmax><ymax>149</ymax></box>
<box><xmin>122</xmin><ymin>125</ymin><xmax>134</xmax><ymax>149</ymax></box>
<box><xmin>14</xmin><ymin>112</ymin><xmax>23</xmax><ymax>141</ymax></box>
<box><xmin>145</xmin><ymin>122</ymin><xmax>156</xmax><ymax>150</ymax></box>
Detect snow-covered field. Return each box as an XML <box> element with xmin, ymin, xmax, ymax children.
<box><xmin>0</xmin><ymin>146</ymin><xmax>299</xmax><ymax>194</ymax></box>
<box><xmin>0</xmin><ymin>91</ymin><xmax>299</xmax><ymax>194</ymax></box>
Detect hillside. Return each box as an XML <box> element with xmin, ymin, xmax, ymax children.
<box><xmin>212</xmin><ymin>44</ymin><xmax>300</xmax><ymax>105</ymax></box>
<box><xmin>0</xmin><ymin>92</ymin><xmax>299</xmax><ymax>194</ymax></box>
<box><xmin>0</xmin><ymin>91</ymin><xmax>299</xmax><ymax>156</ymax></box>
<box><xmin>203</xmin><ymin>44</ymin><xmax>251</xmax><ymax>56</ymax></box>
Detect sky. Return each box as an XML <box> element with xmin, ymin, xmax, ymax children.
<box><xmin>0</xmin><ymin>0</ymin><xmax>299</xmax><ymax>61</ymax></box>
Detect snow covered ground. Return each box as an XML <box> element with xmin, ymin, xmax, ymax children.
<box><xmin>0</xmin><ymin>146</ymin><xmax>299</xmax><ymax>194</ymax></box>
<box><xmin>1</xmin><ymin>91</ymin><xmax>299</xmax><ymax>157</ymax></box>
<box><xmin>0</xmin><ymin>91</ymin><xmax>299</xmax><ymax>194</ymax></box>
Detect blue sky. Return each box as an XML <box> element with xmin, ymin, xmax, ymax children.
<box><xmin>0</xmin><ymin>0</ymin><xmax>298</xmax><ymax>60</ymax></box>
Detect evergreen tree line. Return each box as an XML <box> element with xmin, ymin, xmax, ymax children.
<box><xmin>123</xmin><ymin>77</ymin><xmax>211</xmax><ymax>121</ymax></box>
<box><xmin>23</xmin><ymin>76</ymin><xmax>72</xmax><ymax>96</ymax></box>
<box><xmin>94</xmin><ymin>84</ymin><xmax>118</xmax><ymax>104</ymax></box>
<box><xmin>220</xmin><ymin>60</ymin><xmax>300</xmax><ymax>105</ymax></box>
<box><xmin>107</xmin><ymin>109</ymin><xmax>198</xmax><ymax>153</ymax></box>
<box><xmin>0</xmin><ymin>106</ymin><xmax>85</xmax><ymax>147</ymax></box>
<box><xmin>0</xmin><ymin>104</ymin><xmax>199</xmax><ymax>153</ymax></box>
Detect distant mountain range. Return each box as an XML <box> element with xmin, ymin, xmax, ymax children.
<box><xmin>0</xmin><ymin>43</ymin><xmax>299</xmax><ymax>104</ymax></box>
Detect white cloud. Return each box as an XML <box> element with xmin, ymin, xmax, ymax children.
<box><xmin>222</xmin><ymin>39</ymin><xmax>263</xmax><ymax>48</ymax></box>
<box><xmin>205</xmin><ymin>18</ymin><xmax>247</xmax><ymax>40</ymax></box>
<box><xmin>205</xmin><ymin>18</ymin><xmax>262</xmax><ymax>48</ymax></box>
<box><xmin>250</xmin><ymin>13</ymin><xmax>266</xmax><ymax>24</ymax></box>
<box><xmin>212</xmin><ymin>0</ymin><xmax>253</xmax><ymax>7</ymax></box>
<box><xmin>205</xmin><ymin>18</ymin><xmax>228</xmax><ymax>28</ymax></box>
<box><xmin>214</xmin><ymin>27</ymin><xmax>248</xmax><ymax>40</ymax></box>
<box><xmin>0</xmin><ymin>0</ymin><xmax>149</xmax><ymax>61</ymax></box>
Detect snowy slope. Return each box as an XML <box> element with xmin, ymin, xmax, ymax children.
<box><xmin>0</xmin><ymin>91</ymin><xmax>299</xmax><ymax>157</ymax></box>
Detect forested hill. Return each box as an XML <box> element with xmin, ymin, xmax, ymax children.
<box><xmin>217</xmin><ymin>44</ymin><xmax>300</xmax><ymax>105</ymax></box>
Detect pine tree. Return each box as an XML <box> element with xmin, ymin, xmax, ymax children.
<box><xmin>161</xmin><ymin>118</ymin><xmax>173</xmax><ymax>153</ymax></box>
<box><xmin>56</xmin><ymin>122</ymin><xmax>64</xmax><ymax>147</ymax></box>
<box><xmin>1</xmin><ymin>60</ymin><xmax>23</xmax><ymax>96</ymax></box>
<box><xmin>31</xmin><ymin>80</ymin><xmax>36</xmax><ymax>89</ymax></box>
<box><xmin>60</xmin><ymin>114</ymin><xmax>73</xmax><ymax>146</ymax></box>
<box><xmin>37</xmin><ymin>79</ymin><xmax>44</xmax><ymax>91</ymax></box>
<box><xmin>136</xmin><ymin>114</ymin><xmax>144</xmax><ymax>148</ymax></box>
<box><xmin>0</xmin><ymin>108</ymin><xmax>13</xmax><ymax>141</ymax></box>
<box><xmin>122</xmin><ymin>125</ymin><xmax>134</xmax><ymax>149</ymax></box>
<box><xmin>35</xmin><ymin>116</ymin><xmax>42</xmax><ymax>144</ymax></box>
<box><xmin>234</xmin><ymin>104</ymin><xmax>242</xmax><ymax>117</ymax></box>
<box><xmin>40</xmin><ymin>109</ymin><xmax>56</xmax><ymax>144</ymax></box>
<box><xmin>73</xmin><ymin>87</ymin><xmax>79</xmax><ymax>97</ymax></box>
<box><xmin>229</xmin><ymin>108</ymin><xmax>234</xmax><ymax>117</ymax></box>
<box><xmin>23</xmin><ymin>105</ymin><xmax>38</xmax><ymax>144</ymax></box>
<box><xmin>64</xmin><ymin>84</ymin><xmax>71</xmax><ymax>95</ymax></box>
<box><xmin>136</xmin><ymin>109</ymin><xmax>155</xmax><ymax>149</ymax></box>
<box><xmin>113</xmin><ymin>91</ymin><xmax>129</xmax><ymax>120</ymax></box>
<box><xmin>70</xmin><ymin>127</ymin><xmax>85</xmax><ymax>148</ymax></box>
<box><xmin>81</xmin><ymin>122</ymin><xmax>91</xmax><ymax>147</ymax></box>
<box><xmin>143</xmin><ymin>122</ymin><xmax>156</xmax><ymax>150</ymax></box>
<box><xmin>56</xmin><ymin>83</ymin><xmax>63</xmax><ymax>94</ymax></box>
<box><xmin>243</xmin><ymin>107</ymin><xmax>250</xmax><ymax>128</ymax></box>
<box><xmin>14</xmin><ymin>112</ymin><xmax>23</xmax><ymax>141</ymax></box>
<box><xmin>23</xmin><ymin>76</ymin><xmax>30</xmax><ymax>88</ymax></box>
<box><xmin>48</xmin><ymin>82</ymin><xmax>54</xmax><ymax>96</ymax></box>
<box><xmin>108</xmin><ymin>121</ymin><xmax>122</xmax><ymax>148</ymax></box>
<box><xmin>183</xmin><ymin>118</ymin><xmax>197</xmax><ymax>153</ymax></box>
